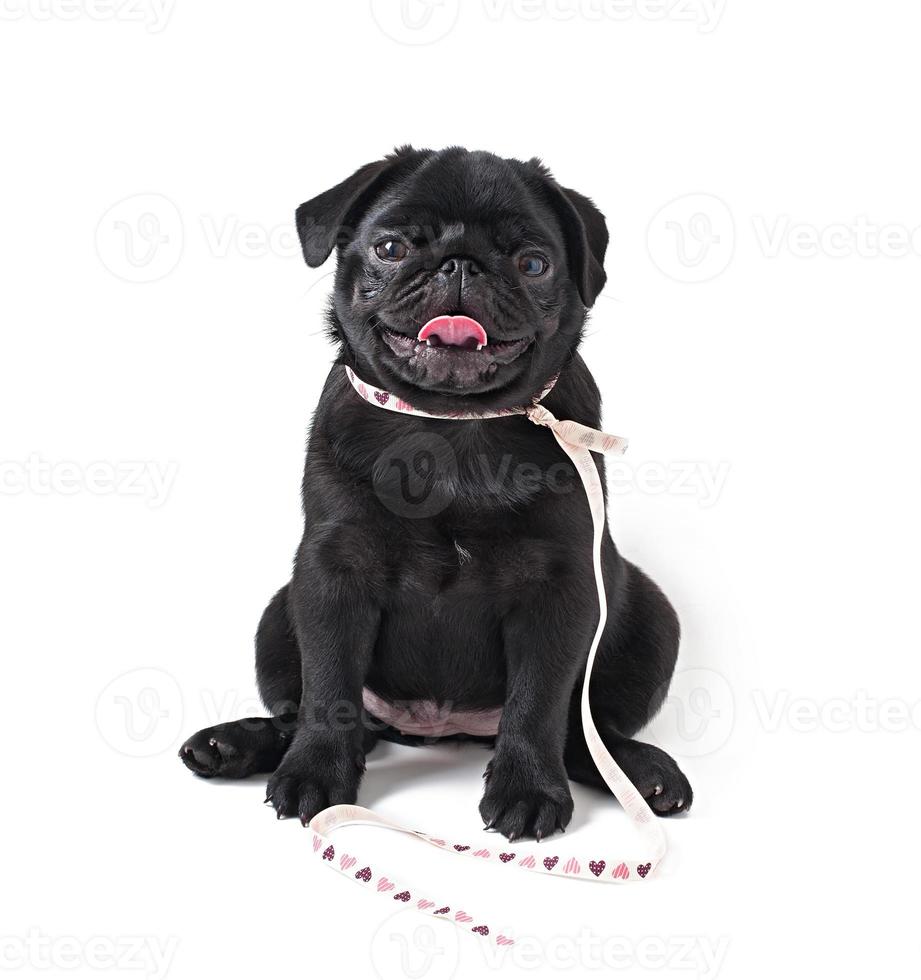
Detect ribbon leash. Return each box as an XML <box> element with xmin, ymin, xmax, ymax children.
<box><xmin>305</xmin><ymin>369</ymin><xmax>667</xmax><ymax>945</ymax></box>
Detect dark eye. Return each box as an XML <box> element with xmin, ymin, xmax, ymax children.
<box><xmin>375</xmin><ymin>240</ymin><xmax>409</xmax><ymax>261</ymax></box>
<box><xmin>518</xmin><ymin>254</ymin><xmax>548</xmax><ymax>277</ymax></box>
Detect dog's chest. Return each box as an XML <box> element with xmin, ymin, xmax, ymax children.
<box><xmin>384</xmin><ymin>522</ymin><xmax>550</xmax><ymax>603</ymax></box>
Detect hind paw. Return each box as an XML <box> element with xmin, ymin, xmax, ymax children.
<box><xmin>614</xmin><ymin>740</ymin><xmax>693</xmax><ymax>816</ymax></box>
<box><xmin>179</xmin><ymin>720</ymin><xmax>289</xmax><ymax>779</ymax></box>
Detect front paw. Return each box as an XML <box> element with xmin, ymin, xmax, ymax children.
<box><xmin>265</xmin><ymin>735</ymin><xmax>363</xmax><ymax>825</ymax></box>
<box><xmin>479</xmin><ymin>756</ymin><xmax>573</xmax><ymax>842</ymax></box>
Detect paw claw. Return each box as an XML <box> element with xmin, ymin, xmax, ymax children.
<box><xmin>479</xmin><ymin>763</ymin><xmax>573</xmax><ymax>842</ymax></box>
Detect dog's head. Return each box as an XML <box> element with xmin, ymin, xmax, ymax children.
<box><xmin>296</xmin><ymin>146</ymin><xmax>608</xmax><ymax>412</ymax></box>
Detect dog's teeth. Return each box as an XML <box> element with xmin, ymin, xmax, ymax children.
<box><xmin>476</xmin><ymin>343</ymin><xmax>484</xmax><ymax>351</ymax></box>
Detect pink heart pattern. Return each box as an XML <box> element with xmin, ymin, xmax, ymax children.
<box><xmin>374</xmin><ymin>390</ymin><xmax>390</xmax><ymax>405</ymax></box>
<box><xmin>313</xmin><ymin>788</ymin><xmax>652</xmax><ymax>944</ymax></box>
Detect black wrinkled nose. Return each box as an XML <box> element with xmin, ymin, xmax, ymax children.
<box><xmin>439</xmin><ymin>257</ymin><xmax>481</xmax><ymax>277</ymax></box>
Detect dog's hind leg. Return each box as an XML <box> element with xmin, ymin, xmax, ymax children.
<box><xmin>180</xmin><ymin>583</ymin><xmax>382</xmax><ymax>780</ymax></box>
<box><xmin>180</xmin><ymin>585</ymin><xmax>303</xmax><ymax>778</ymax></box>
<box><xmin>563</xmin><ymin>559</ymin><xmax>693</xmax><ymax>816</ymax></box>
<box><xmin>180</xmin><ymin>714</ymin><xmax>297</xmax><ymax>778</ymax></box>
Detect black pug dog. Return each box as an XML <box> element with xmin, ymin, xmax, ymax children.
<box><xmin>180</xmin><ymin>146</ymin><xmax>692</xmax><ymax>841</ymax></box>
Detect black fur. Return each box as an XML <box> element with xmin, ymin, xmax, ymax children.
<box><xmin>180</xmin><ymin>146</ymin><xmax>692</xmax><ymax>838</ymax></box>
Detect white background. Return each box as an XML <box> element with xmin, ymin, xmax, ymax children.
<box><xmin>2</xmin><ymin>2</ymin><xmax>919</xmax><ymax>977</ymax></box>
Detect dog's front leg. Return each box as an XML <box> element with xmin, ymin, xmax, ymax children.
<box><xmin>265</xmin><ymin>532</ymin><xmax>380</xmax><ymax>824</ymax></box>
<box><xmin>479</xmin><ymin>583</ymin><xmax>592</xmax><ymax>841</ymax></box>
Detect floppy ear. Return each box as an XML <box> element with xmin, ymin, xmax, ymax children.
<box><xmin>555</xmin><ymin>184</ymin><xmax>608</xmax><ymax>307</ymax></box>
<box><xmin>295</xmin><ymin>148</ymin><xmax>421</xmax><ymax>267</ymax></box>
<box><xmin>526</xmin><ymin>162</ymin><xmax>609</xmax><ymax>307</ymax></box>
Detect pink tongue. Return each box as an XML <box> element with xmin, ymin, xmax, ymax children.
<box><xmin>417</xmin><ymin>315</ymin><xmax>488</xmax><ymax>350</ymax></box>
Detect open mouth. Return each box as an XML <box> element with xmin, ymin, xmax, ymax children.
<box><xmin>379</xmin><ymin>315</ymin><xmax>533</xmax><ymax>368</ymax></box>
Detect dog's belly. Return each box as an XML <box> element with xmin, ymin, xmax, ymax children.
<box><xmin>361</xmin><ymin>687</ymin><xmax>502</xmax><ymax>737</ymax></box>
<box><xmin>362</xmin><ymin>568</ymin><xmax>508</xmax><ymax>736</ymax></box>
